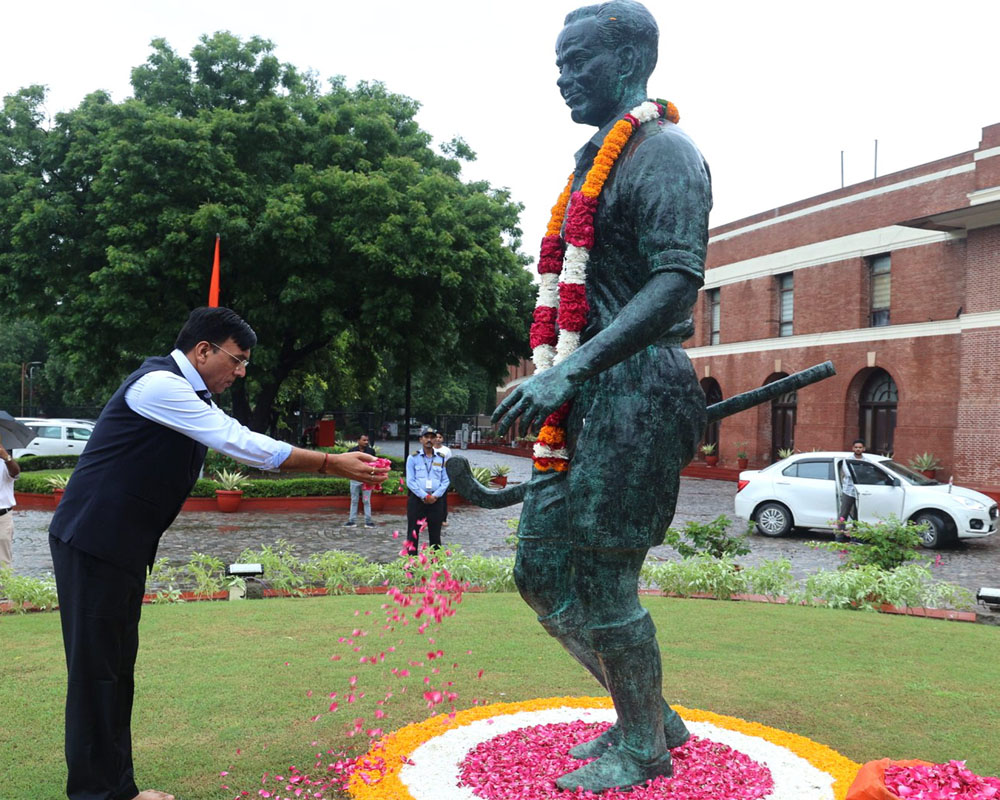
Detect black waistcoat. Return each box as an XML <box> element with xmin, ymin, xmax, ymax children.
<box><xmin>49</xmin><ymin>355</ymin><xmax>208</xmax><ymax>575</ymax></box>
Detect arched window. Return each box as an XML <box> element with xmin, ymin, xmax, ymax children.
<box><xmin>700</xmin><ymin>377</ymin><xmax>722</xmax><ymax>449</ymax></box>
<box><xmin>859</xmin><ymin>369</ymin><xmax>897</xmax><ymax>455</ymax></box>
<box><xmin>772</xmin><ymin>388</ymin><xmax>797</xmax><ymax>462</ymax></box>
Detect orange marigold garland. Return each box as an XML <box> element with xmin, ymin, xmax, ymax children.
<box><xmin>529</xmin><ymin>99</ymin><xmax>679</xmax><ymax>472</ymax></box>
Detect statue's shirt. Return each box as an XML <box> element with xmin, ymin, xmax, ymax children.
<box><xmin>570</xmin><ymin>117</ymin><xmax>713</xmax><ymax>345</ymax></box>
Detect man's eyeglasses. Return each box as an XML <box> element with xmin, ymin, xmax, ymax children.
<box><xmin>212</xmin><ymin>343</ymin><xmax>250</xmax><ymax>369</ymax></box>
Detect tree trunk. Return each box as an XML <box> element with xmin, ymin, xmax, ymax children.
<box><xmin>403</xmin><ymin>360</ymin><xmax>412</xmax><ymax>459</ymax></box>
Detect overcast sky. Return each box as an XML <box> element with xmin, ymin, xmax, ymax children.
<box><xmin>5</xmin><ymin>0</ymin><xmax>1000</xmax><ymax>262</ymax></box>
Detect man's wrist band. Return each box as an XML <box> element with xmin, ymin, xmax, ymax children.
<box><xmin>319</xmin><ymin>452</ymin><xmax>329</xmax><ymax>474</ymax></box>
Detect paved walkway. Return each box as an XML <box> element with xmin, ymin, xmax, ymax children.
<box><xmin>8</xmin><ymin>442</ymin><xmax>999</xmax><ymax>617</ymax></box>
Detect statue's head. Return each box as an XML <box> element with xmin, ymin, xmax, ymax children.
<box><xmin>556</xmin><ymin>0</ymin><xmax>659</xmax><ymax>127</ymax></box>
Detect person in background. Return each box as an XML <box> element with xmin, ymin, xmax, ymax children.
<box><xmin>47</xmin><ymin>307</ymin><xmax>389</xmax><ymax>800</ymax></box>
<box><xmin>405</xmin><ymin>426</ymin><xmax>449</xmax><ymax>554</ymax></box>
<box><xmin>0</xmin><ymin>435</ymin><xmax>20</xmax><ymax>568</ymax></box>
<box><xmin>346</xmin><ymin>433</ymin><xmax>377</xmax><ymax>528</ymax></box>
<box><xmin>434</xmin><ymin>430</ymin><xmax>452</xmax><ymax>527</ymax></box>
<box><xmin>836</xmin><ymin>439</ymin><xmax>866</xmax><ymax>542</ymax></box>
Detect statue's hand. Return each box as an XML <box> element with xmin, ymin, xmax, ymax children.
<box><xmin>492</xmin><ymin>365</ymin><xmax>577</xmax><ymax>435</ymax></box>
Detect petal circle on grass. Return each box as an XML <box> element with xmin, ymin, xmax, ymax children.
<box><xmin>347</xmin><ymin>697</ymin><xmax>861</xmax><ymax>800</ymax></box>
<box><xmin>458</xmin><ymin>721</ymin><xmax>774</xmax><ymax>800</ymax></box>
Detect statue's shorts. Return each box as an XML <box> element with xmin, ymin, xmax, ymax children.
<box><xmin>514</xmin><ymin>344</ymin><xmax>706</xmax><ymax>633</ymax></box>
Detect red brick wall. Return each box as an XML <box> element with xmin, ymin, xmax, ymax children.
<box><xmin>954</xmin><ymin>228</ymin><xmax>1000</xmax><ymax>487</ymax></box>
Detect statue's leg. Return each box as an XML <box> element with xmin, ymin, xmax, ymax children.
<box><xmin>560</xmin><ymin>347</ymin><xmax>703</xmax><ymax>764</ymax></box>
<box><xmin>555</xmin><ymin>547</ymin><xmax>673</xmax><ymax>793</ymax></box>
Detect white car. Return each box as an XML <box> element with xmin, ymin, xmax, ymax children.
<box><xmin>12</xmin><ymin>418</ymin><xmax>95</xmax><ymax>458</ymax></box>
<box><xmin>734</xmin><ymin>451</ymin><xmax>998</xmax><ymax>549</ymax></box>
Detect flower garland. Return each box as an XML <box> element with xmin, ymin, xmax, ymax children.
<box><xmin>346</xmin><ymin>696</ymin><xmax>861</xmax><ymax>800</ymax></box>
<box><xmin>529</xmin><ymin>99</ymin><xmax>680</xmax><ymax>473</ymax></box>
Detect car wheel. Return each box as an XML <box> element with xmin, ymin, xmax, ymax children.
<box><xmin>912</xmin><ymin>511</ymin><xmax>955</xmax><ymax>549</ymax></box>
<box><xmin>754</xmin><ymin>502</ymin><xmax>793</xmax><ymax>537</ymax></box>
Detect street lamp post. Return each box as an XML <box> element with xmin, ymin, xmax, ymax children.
<box><xmin>21</xmin><ymin>361</ymin><xmax>42</xmax><ymax>417</ymax></box>
<box><xmin>27</xmin><ymin>362</ymin><xmax>43</xmax><ymax>417</ymax></box>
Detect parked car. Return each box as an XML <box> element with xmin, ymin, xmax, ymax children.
<box><xmin>734</xmin><ymin>451</ymin><xmax>998</xmax><ymax>549</ymax></box>
<box><xmin>12</xmin><ymin>418</ymin><xmax>96</xmax><ymax>458</ymax></box>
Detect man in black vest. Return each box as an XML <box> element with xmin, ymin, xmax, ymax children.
<box><xmin>48</xmin><ymin>307</ymin><xmax>389</xmax><ymax>800</ymax></box>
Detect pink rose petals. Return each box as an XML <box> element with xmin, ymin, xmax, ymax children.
<box><xmin>884</xmin><ymin>760</ymin><xmax>1000</xmax><ymax>800</ymax></box>
<box><xmin>223</xmin><ymin>543</ymin><xmax>475</xmax><ymax>799</ymax></box>
<box><xmin>362</xmin><ymin>458</ymin><xmax>393</xmax><ymax>491</ymax></box>
<box><xmin>457</xmin><ymin>721</ymin><xmax>774</xmax><ymax>800</ymax></box>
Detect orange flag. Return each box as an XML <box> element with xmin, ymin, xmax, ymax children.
<box><xmin>208</xmin><ymin>234</ymin><xmax>221</xmax><ymax>307</ymax></box>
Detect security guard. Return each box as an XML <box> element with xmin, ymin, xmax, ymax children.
<box><xmin>404</xmin><ymin>426</ymin><xmax>450</xmax><ymax>553</ymax></box>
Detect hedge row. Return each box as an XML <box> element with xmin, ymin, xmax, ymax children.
<box><xmin>188</xmin><ymin>472</ymin><xmax>407</xmax><ymax>497</ymax></box>
<box><xmin>14</xmin><ymin>454</ymin><xmax>80</xmax><ymax>471</ymax></box>
<box><xmin>17</xmin><ymin>445</ymin><xmax>406</xmax><ymax>478</ymax></box>
<box><xmin>18</xmin><ymin>470</ymin><xmax>405</xmax><ymax>497</ymax></box>
<box><xmin>11</xmin><ymin>472</ymin><xmax>56</xmax><ymax>493</ymax></box>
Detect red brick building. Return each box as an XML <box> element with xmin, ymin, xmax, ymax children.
<box><xmin>692</xmin><ymin>121</ymin><xmax>1000</xmax><ymax>493</ymax></box>
<box><xmin>498</xmin><ymin>121</ymin><xmax>1000</xmax><ymax>492</ymax></box>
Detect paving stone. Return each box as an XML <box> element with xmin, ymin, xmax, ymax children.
<box><xmin>9</xmin><ymin>443</ymin><xmax>999</xmax><ymax>620</ymax></box>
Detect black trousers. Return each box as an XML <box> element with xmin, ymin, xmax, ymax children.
<box><xmin>406</xmin><ymin>492</ymin><xmax>445</xmax><ymax>554</ymax></box>
<box><xmin>837</xmin><ymin>495</ymin><xmax>858</xmax><ymax>530</ymax></box>
<box><xmin>50</xmin><ymin>535</ymin><xmax>146</xmax><ymax>800</ymax></box>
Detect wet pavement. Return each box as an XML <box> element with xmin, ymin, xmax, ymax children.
<box><xmin>8</xmin><ymin>442</ymin><xmax>1000</xmax><ymax>617</ymax></box>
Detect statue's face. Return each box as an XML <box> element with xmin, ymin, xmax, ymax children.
<box><xmin>556</xmin><ymin>16</ymin><xmax>622</xmax><ymax>127</ymax></box>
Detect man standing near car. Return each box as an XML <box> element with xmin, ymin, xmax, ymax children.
<box><xmin>47</xmin><ymin>307</ymin><xmax>389</xmax><ymax>800</ymax></box>
<box><xmin>836</xmin><ymin>438</ymin><xmax>866</xmax><ymax>542</ymax></box>
<box><xmin>0</xmin><ymin>436</ymin><xmax>20</xmax><ymax>568</ymax></box>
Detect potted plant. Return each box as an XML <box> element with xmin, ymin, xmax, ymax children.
<box><xmin>472</xmin><ymin>467</ymin><xmax>493</xmax><ymax>487</ymax></box>
<box><xmin>214</xmin><ymin>469</ymin><xmax>249</xmax><ymax>512</ymax></box>
<box><xmin>735</xmin><ymin>442</ymin><xmax>749</xmax><ymax>470</ymax></box>
<box><xmin>700</xmin><ymin>443</ymin><xmax>718</xmax><ymax>467</ymax></box>
<box><xmin>490</xmin><ymin>463</ymin><xmax>511</xmax><ymax>487</ymax></box>
<box><xmin>776</xmin><ymin>447</ymin><xmax>795</xmax><ymax>460</ymax></box>
<box><xmin>46</xmin><ymin>474</ymin><xmax>70</xmax><ymax>505</ymax></box>
<box><xmin>908</xmin><ymin>452</ymin><xmax>941</xmax><ymax>479</ymax></box>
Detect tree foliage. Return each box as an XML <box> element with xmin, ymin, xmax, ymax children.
<box><xmin>0</xmin><ymin>32</ymin><xmax>533</xmax><ymax>431</ymax></box>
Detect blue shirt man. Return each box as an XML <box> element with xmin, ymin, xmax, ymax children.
<box><xmin>404</xmin><ymin>427</ymin><xmax>449</xmax><ymax>553</ymax></box>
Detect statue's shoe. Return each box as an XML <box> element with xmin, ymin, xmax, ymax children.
<box><xmin>568</xmin><ymin>715</ymin><xmax>690</xmax><ymax>760</ymax></box>
<box><xmin>555</xmin><ymin>747</ymin><xmax>673</xmax><ymax>793</ymax></box>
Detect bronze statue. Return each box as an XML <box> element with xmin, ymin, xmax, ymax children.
<box><xmin>448</xmin><ymin>1</ymin><xmax>833</xmax><ymax>791</ymax></box>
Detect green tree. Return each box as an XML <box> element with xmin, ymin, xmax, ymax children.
<box><xmin>0</xmin><ymin>32</ymin><xmax>533</xmax><ymax>432</ymax></box>
<box><xmin>0</xmin><ymin>313</ymin><xmax>47</xmax><ymax>415</ymax></box>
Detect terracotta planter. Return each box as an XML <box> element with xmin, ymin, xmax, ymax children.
<box><xmin>490</xmin><ymin>475</ymin><xmax>509</xmax><ymax>488</ymax></box>
<box><xmin>736</xmin><ymin>457</ymin><xmax>748</xmax><ymax>470</ymax></box>
<box><xmin>214</xmin><ymin>489</ymin><xmax>244</xmax><ymax>513</ymax></box>
<box><xmin>52</xmin><ymin>488</ymin><xmax>65</xmax><ymax>506</ymax></box>
<box><xmin>921</xmin><ymin>469</ymin><xmax>936</xmax><ymax>479</ymax></box>
<box><xmin>704</xmin><ymin>455</ymin><xmax>719</xmax><ymax>467</ymax></box>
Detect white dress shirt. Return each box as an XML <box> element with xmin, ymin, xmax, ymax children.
<box><xmin>124</xmin><ymin>350</ymin><xmax>292</xmax><ymax>471</ymax></box>
<box><xmin>0</xmin><ymin>462</ymin><xmax>16</xmax><ymax>509</ymax></box>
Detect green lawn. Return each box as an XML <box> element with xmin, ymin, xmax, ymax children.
<box><xmin>1</xmin><ymin>595</ymin><xmax>998</xmax><ymax>799</ymax></box>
